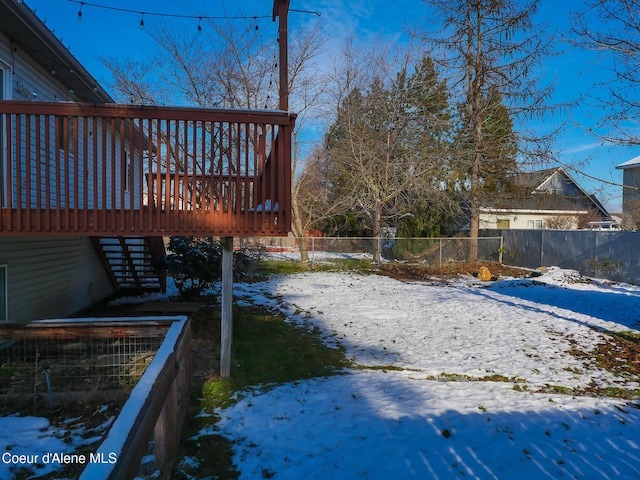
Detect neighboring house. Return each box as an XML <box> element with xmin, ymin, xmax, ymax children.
<box><xmin>479</xmin><ymin>167</ymin><xmax>610</xmax><ymax>230</ymax></box>
<box><xmin>0</xmin><ymin>0</ymin><xmax>295</xmax><ymax>321</ymax></box>
<box><xmin>616</xmin><ymin>156</ymin><xmax>640</xmax><ymax>227</ymax></box>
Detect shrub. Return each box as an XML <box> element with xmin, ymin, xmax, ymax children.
<box><xmin>163</xmin><ymin>237</ymin><xmax>265</xmax><ymax>298</ymax></box>
<box><xmin>164</xmin><ymin>237</ymin><xmax>222</xmax><ymax>298</ymax></box>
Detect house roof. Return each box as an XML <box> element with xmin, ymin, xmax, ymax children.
<box><xmin>616</xmin><ymin>155</ymin><xmax>640</xmax><ymax>170</ymax></box>
<box><xmin>481</xmin><ymin>167</ymin><xmax>610</xmax><ymax>217</ymax></box>
<box><xmin>509</xmin><ymin>167</ymin><xmax>560</xmax><ymax>191</ymax></box>
<box><xmin>0</xmin><ymin>0</ymin><xmax>112</xmax><ymax>103</ymax></box>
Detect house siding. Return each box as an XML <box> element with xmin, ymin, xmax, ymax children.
<box><xmin>480</xmin><ymin>211</ymin><xmax>581</xmax><ymax>229</ymax></box>
<box><xmin>0</xmin><ymin>27</ymin><xmax>117</xmax><ymax>321</ymax></box>
<box><xmin>622</xmin><ymin>168</ymin><xmax>640</xmax><ymax>207</ymax></box>
<box><xmin>0</xmin><ymin>30</ymin><xmax>76</xmax><ymax>103</ymax></box>
<box><xmin>1</xmin><ymin>29</ymin><xmax>142</xmax><ymax>212</ymax></box>
<box><xmin>537</xmin><ymin>172</ymin><xmax>582</xmax><ymax>197</ymax></box>
<box><xmin>0</xmin><ymin>236</ymin><xmax>114</xmax><ymax>321</ymax></box>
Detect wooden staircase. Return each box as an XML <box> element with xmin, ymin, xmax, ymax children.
<box><xmin>91</xmin><ymin>236</ymin><xmax>167</xmax><ymax>294</ymax></box>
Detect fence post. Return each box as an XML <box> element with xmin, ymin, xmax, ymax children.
<box><xmin>439</xmin><ymin>238</ymin><xmax>443</xmax><ymax>267</ymax></box>
<box><xmin>499</xmin><ymin>236</ymin><xmax>504</xmax><ymax>264</ymax></box>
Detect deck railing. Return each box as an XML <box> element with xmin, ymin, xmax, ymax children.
<box><xmin>0</xmin><ymin>101</ymin><xmax>295</xmax><ymax>236</ymax></box>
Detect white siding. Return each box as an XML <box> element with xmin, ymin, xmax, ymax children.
<box><xmin>480</xmin><ymin>211</ymin><xmax>581</xmax><ymax>230</ymax></box>
<box><xmin>0</xmin><ymin>236</ymin><xmax>114</xmax><ymax>321</ymax></box>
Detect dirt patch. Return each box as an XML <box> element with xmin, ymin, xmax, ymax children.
<box><xmin>569</xmin><ymin>332</ymin><xmax>640</xmax><ymax>388</ymax></box>
<box><xmin>188</xmin><ymin>305</ymin><xmax>222</xmax><ymax>390</ymax></box>
<box><xmin>380</xmin><ymin>261</ymin><xmax>534</xmax><ymax>283</ymax></box>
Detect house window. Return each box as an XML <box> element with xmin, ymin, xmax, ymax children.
<box><xmin>527</xmin><ymin>220</ymin><xmax>543</xmax><ymax>229</ymax></box>
<box><xmin>550</xmin><ymin>188</ymin><xmax>563</xmax><ymax>195</ymax></box>
<box><xmin>496</xmin><ymin>219</ymin><xmax>510</xmax><ymax>229</ymax></box>
<box><xmin>0</xmin><ymin>265</ymin><xmax>7</xmax><ymax>321</ymax></box>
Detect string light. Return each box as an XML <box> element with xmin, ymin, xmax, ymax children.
<box><xmin>65</xmin><ymin>0</ymin><xmax>321</xmax><ymax>30</ymax></box>
<box><xmin>264</xmin><ymin>39</ymin><xmax>279</xmax><ymax>108</ymax></box>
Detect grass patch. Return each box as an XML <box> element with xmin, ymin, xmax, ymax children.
<box><xmin>424</xmin><ymin>372</ymin><xmax>526</xmax><ymax>384</ymax></box>
<box><xmin>614</xmin><ymin>330</ymin><xmax>640</xmax><ymax>343</ymax></box>
<box><xmin>356</xmin><ymin>365</ymin><xmax>417</xmax><ymax>372</ymax></box>
<box><xmin>310</xmin><ymin>257</ymin><xmax>375</xmax><ymax>271</ymax></box>
<box><xmin>224</xmin><ymin>305</ymin><xmax>350</xmax><ymax>391</ymax></box>
<box><xmin>257</xmin><ymin>257</ymin><xmax>375</xmax><ymax>275</ymax></box>
<box><xmin>258</xmin><ymin>259</ymin><xmax>306</xmax><ymax>275</ymax></box>
<box><xmin>174</xmin><ymin>303</ymin><xmax>350</xmax><ymax>479</ymax></box>
<box><xmin>481</xmin><ymin>374</ymin><xmax>526</xmax><ymax>383</ymax></box>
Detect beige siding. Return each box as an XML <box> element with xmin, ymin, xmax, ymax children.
<box><xmin>0</xmin><ymin>236</ymin><xmax>114</xmax><ymax>322</ymax></box>
<box><xmin>480</xmin><ymin>211</ymin><xmax>581</xmax><ymax>230</ymax></box>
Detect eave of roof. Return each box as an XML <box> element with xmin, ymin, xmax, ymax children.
<box><xmin>0</xmin><ymin>0</ymin><xmax>113</xmax><ymax>103</ymax></box>
<box><xmin>616</xmin><ymin>155</ymin><xmax>640</xmax><ymax>170</ymax></box>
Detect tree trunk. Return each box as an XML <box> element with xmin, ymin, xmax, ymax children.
<box><xmin>372</xmin><ymin>199</ymin><xmax>383</xmax><ymax>264</ymax></box>
<box><xmin>291</xmin><ymin>200</ymin><xmax>310</xmax><ymax>264</ymax></box>
<box><xmin>469</xmin><ymin>151</ymin><xmax>480</xmax><ymax>262</ymax></box>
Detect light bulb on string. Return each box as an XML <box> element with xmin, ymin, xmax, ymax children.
<box><xmin>139</xmin><ymin>12</ymin><xmax>145</xmax><ymax>30</ymax></box>
<box><xmin>77</xmin><ymin>2</ymin><xmax>84</xmax><ymax>21</ymax></box>
<box><xmin>197</xmin><ymin>17</ymin><xmax>202</xmax><ymax>34</ymax></box>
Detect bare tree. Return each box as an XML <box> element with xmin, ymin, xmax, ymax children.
<box><xmin>320</xmin><ymin>38</ymin><xmax>452</xmax><ymax>262</ymax></box>
<box><xmin>291</xmin><ymin>144</ymin><xmax>353</xmax><ymax>262</ymax></box>
<box><xmin>100</xmin><ymin>15</ymin><xmax>327</xmax><ymax>250</ymax></box>
<box><xmin>571</xmin><ymin>0</ymin><xmax>640</xmax><ymax>146</ymax></box>
<box><xmin>423</xmin><ymin>0</ymin><xmax>557</xmax><ymax>258</ymax></box>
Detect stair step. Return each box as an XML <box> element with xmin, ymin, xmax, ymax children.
<box><xmin>93</xmin><ymin>235</ymin><xmax>165</xmax><ymax>294</ymax></box>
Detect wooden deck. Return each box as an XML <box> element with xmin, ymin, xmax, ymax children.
<box><xmin>0</xmin><ymin>101</ymin><xmax>295</xmax><ymax>237</ymax></box>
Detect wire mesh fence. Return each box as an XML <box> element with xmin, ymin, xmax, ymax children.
<box><xmin>0</xmin><ymin>320</ymin><xmax>167</xmax><ymax>404</ymax></box>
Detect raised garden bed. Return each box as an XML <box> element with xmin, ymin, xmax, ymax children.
<box><xmin>0</xmin><ymin>316</ymin><xmax>190</xmax><ymax>480</ymax></box>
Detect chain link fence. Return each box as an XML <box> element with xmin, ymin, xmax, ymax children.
<box><xmin>237</xmin><ymin>231</ymin><xmax>639</xmax><ymax>285</ymax></box>
<box><xmin>236</xmin><ymin>236</ymin><xmax>504</xmax><ymax>266</ymax></box>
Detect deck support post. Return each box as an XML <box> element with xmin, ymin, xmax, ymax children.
<box><xmin>220</xmin><ymin>236</ymin><xmax>233</xmax><ymax>378</ymax></box>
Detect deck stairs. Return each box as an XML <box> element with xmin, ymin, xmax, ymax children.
<box><xmin>91</xmin><ymin>236</ymin><xmax>166</xmax><ymax>294</ymax></box>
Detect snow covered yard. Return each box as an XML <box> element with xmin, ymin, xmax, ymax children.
<box><xmin>210</xmin><ymin>268</ymin><xmax>640</xmax><ymax>479</ymax></box>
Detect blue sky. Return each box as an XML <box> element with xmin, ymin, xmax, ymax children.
<box><xmin>23</xmin><ymin>0</ymin><xmax>640</xmax><ymax>211</ymax></box>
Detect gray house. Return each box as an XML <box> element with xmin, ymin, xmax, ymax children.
<box><xmin>616</xmin><ymin>156</ymin><xmax>640</xmax><ymax>227</ymax></box>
